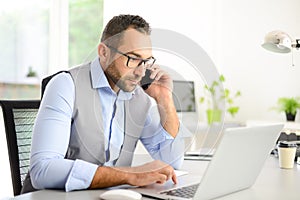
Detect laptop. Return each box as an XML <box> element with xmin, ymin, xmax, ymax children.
<box><xmin>131</xmin><ymin>124</ymin><xmax>284</xmax><ymax>200</ymax></box>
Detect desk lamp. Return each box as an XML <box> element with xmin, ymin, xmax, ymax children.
<box><xmin>262</xmin><ymin>30</ymin><xmax>300</xmax><ymax>65</ymax></box>
<box><xmin>262</xmin><ymin>30</ymin><xmax>300</xmax><ymax>53</ymax></box>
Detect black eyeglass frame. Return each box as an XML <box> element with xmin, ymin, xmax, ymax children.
<box><xmin>106</xmin><ymin>45</ymin><xmax>156</xmax><ymax>69</ymax></box>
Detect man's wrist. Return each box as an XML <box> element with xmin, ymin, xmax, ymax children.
<box><xmin>116</xmin><ymin>167</ymin><xmax>131</xmax><ymax>184</ymax></box>
<box><xmin>155</xmin><ymin>91</ymin><xmax>173</xmax><ymax>105</ymax></box>
<box><xmin>89</xmin><ymin>166</ymin><xmax>130</xmax><ymax>188</ymax></box>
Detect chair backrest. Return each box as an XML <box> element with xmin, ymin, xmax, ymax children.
<box><xmin>41</xmin><ymin>70</ymin><xmax>69</xmax><ymax>98</ymax></box>
<box><xmin>0</xmin><ymin>100</ymin><xmax>40</xmax><ymax>196</ymax></box>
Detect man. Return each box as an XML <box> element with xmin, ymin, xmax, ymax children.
<box><xmin>22</xmin><ymin>14</ymin><xmax>190</xmax><ymax>193</ymax></box>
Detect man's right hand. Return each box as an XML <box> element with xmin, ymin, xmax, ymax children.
<box><xmin>89</xmin><ymin>160</ymin><xmax>177</xmax><ymax>189</ymax></box>
<box><xmin>125</xmin><ymin>160</ymin><xmax>178</xmax><ymax>186</ymax></box>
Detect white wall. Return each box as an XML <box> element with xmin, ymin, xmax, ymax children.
<box><xmin>104</xmin><ymin>0</ymin><xmax>300</xmax><ymax>122</ymax></box>
<box><xmin>217</xmin><ymin>0</ymin><xmax>300</xmax><ymax>122</ymax></box>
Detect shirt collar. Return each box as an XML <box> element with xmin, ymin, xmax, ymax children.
<box><xmin>90</xmin><ymin>57</ymin><xmax>135</xmax><ymax>100</ymax></box>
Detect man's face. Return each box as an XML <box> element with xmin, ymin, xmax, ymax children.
<box><xmin>104</xmin><ymin>29</ymin><xmax>153</xmax><ymax>92</ymax></box>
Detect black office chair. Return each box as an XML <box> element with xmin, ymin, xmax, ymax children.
<box><xmin>0</xmin><ymin>100</ymin><xmax>40</xmax><ymax>196</ymax></box>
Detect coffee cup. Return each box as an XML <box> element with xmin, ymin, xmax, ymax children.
<box><xmin>277</xmin><ymin>141</ymin><xmax>297</xmax><ymax>169</ymax></box>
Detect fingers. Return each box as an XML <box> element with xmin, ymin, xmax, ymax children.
<box><xmin>129</xmin><ymin>172</ymin><xmax>168</xmax><ymax>186</ymax></box>
<box><xmin>149</xmin><ymin>65</ymin><xmax>167</xmax><ymax>80</ymax></box>
<box><xmin>172</xmin><ymin>170</ymin><xmax>178</xmax><ymax>184</ymax></box>
<box><xmin>148</xmin><ymin>68</ymin><xmax>172</xmax><ymax>90</ymax></box>
<box><xmin>128</xmin><ymin>160</ymin><xmax>178</xmax><ymax>186</ymax></box>
<box><xmin>156</xmin><ymin>174</ymin><xmax>168</xmax><ymax>184</ymax></box>
<box><xmin>155</xmin><ymin>163</ymin><xmax>177</xmax><ymax>184</ymax></box>
<box><xmin>154</xmin><ymin>70</ymin><xmax>165</xmax><ymax>81</ymax></box>
<box><xmin>149</xmin><ymin>65</ymin><xmax>161</xmax><ymax>80</ymax></box>
<box><xmin>155</xmin><ymin>169</ymin><xmax>177</xmax><ymax>184</ymax></box>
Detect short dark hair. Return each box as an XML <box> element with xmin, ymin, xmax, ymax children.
<box><xmin>100</xmin><ymin>14</ymin><xmax>151</xmax><ymax>47</ymax></box>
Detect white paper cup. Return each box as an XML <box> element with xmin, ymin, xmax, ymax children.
<box><xmin>278</xmin><ymin>141</ymin><xmax>297</xmax><ymax>169</ymax></box>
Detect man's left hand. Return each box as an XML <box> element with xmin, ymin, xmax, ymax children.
<box><xmin>144</xmin><ymin>65</ymin><xmax>173</xmax><ymax>100</ymax></box>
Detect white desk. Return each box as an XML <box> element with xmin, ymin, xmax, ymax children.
<box><xmin>10</xmin><ymin>156</ymin><xmax>300</xmax><ymax>200</ymax></box>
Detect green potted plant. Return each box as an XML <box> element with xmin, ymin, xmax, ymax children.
<box><xmin>26</xmin><ymin>66</ymin><xmax>37</xmax><ymax>78</ymax></box>
<box><xmin>199</xmin><ymin>75</ymin><xmax>241</xmax><ymax>124</ymax></box>
<box><xmin>275</xmin><ymin>97</ymin><xmax>300</xmax><ymax>121</ymax></box>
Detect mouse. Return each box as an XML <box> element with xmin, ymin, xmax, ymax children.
<box><xmin>99</xmin><ymin>189</ymin><xmax>142</xmax><ymax>200</ymax></box>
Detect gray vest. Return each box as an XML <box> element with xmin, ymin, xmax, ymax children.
<box><xmin>67</xmin><ymin>62</ymin><xmax>151</xmax><ymax>166</ymax></box>
<box><xmin>21</xmin><ymin>62</ymin><xmax>151</xmax><ymax>193</ymax></box>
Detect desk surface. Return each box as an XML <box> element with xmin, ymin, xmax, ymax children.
<box><xmin>11</xmin><ymin>156</ymin><xmax>300</xmax><ymax>200</ymax></box>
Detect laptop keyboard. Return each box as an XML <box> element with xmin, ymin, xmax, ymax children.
<box><xmin>160</xmin><ymin>183</ymin><xmax>200</xmax><ymax>199</ymax></box>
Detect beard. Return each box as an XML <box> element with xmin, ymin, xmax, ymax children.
<box><xmin>104</xmin><ymin>60</ymin><xmax>141</xmax><ymax>92</ymax></box>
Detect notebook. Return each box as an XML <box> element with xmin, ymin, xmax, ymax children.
<box><xmin>131</xmin><ymin>124</ymin><xmax>284</xmax><ymax>200</ymax></box>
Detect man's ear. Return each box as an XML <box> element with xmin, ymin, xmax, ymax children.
<box><xmin>98</xmin><ymin>43</ymin><xmax>109</xmax><ymax>63</ymax></box>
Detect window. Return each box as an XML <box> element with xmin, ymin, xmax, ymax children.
<box><xmin>69</xmin><ymin>0</ymin><xmax>103</xmax><ymax>66</ymax></box>
<box><xmin>0</xmin><ymin>1</ymin><xmax>50</xmax><ymax>84</ymax></box>
<box><xmin>0</xmin><ymin>0</ymin><xmax>103</xmax><ymax>99</ymax></box>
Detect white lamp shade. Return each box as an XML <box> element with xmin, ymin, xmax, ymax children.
<box><xmin>261</xmin><ymin>30</ymin><xmax>292</xmax><ymax>53</ymax></box>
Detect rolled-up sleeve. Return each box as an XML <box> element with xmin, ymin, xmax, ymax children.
<box><xmin>65</xmin><ymin>160</ymin><xmax>98</xmax><ymax>192</ymax></box>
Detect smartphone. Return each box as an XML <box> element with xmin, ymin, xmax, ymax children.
<box><xmin>140</xmin><ymin>69</ymin><xmax>154</xmax><ymax>90</ymax></box>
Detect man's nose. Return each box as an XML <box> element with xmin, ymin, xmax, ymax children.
<box><xmin>134</xmin><ymin>64</ymin><xmax>146</xmax><ymax>77</ymax></box>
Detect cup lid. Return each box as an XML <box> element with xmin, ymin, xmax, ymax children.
<box><xmin>278</xmin><ymin>141</ymin><xmax>298</xmax><ymax>148</ymax></box>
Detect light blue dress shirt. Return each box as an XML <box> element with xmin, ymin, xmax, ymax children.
<box><xmin>30</xmin><ymin>58</ymin><xmax>188</xmax><ymax>192</ymax></box>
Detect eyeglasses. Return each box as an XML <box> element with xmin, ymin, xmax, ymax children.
<box><xmin>107</xmin><ymin>45</ymin><xmax>156</xmax><ymax>69</ymax></box>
